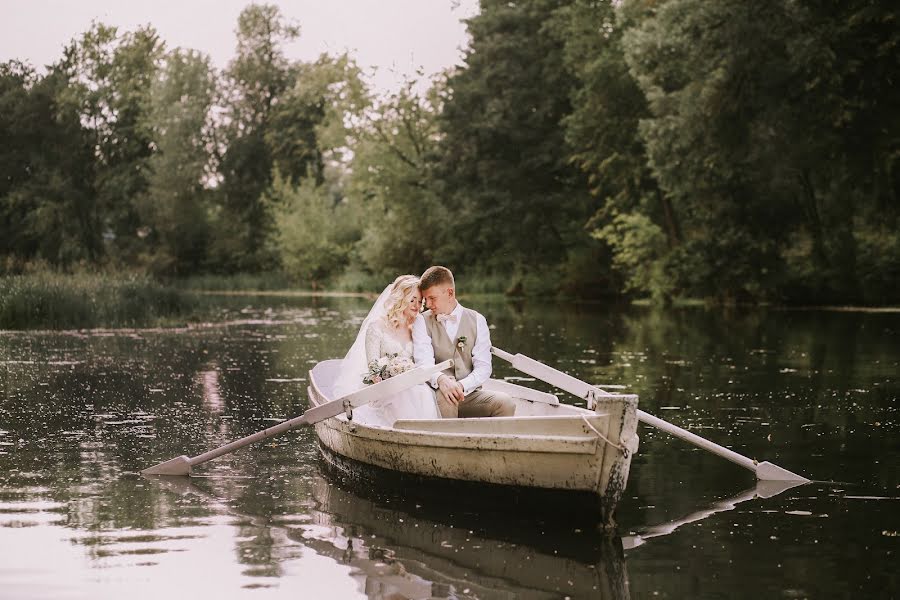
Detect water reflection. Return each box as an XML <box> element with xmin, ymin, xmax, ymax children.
<box><xmin>151</xmin><ymin>473</ymin><xmax>630</xmax><ymax>599</ymax></box>
<box><xmin>623</xmin><ymin>479</ymin><xmax>809</xmax><ymax>549</ymax></box>
<box><xmin>0</xmin><ymin>296</ymin><xmax>897</xmax><ymax>598</ymax></box>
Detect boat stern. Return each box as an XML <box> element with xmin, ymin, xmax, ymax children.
<box><xmin>593</xmin><ymin>392</ymin><xmax>640</xmax><ymax>528</ymax></box>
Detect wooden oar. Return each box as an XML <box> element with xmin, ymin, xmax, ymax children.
<box><xmin>491</xmin><ymin>347</ymin><xmax>809</xmax><ymax>482</ymax></box>
<box><xmin>142</xmin><ymin>359</ymin><xmax>454</xmax><ymax>476</ymax></box>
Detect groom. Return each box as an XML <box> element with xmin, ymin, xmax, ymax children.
<box><xmin>412</xmin><ymin>266</ymin><xmax>515</xmax><ymax>418</ymax></box>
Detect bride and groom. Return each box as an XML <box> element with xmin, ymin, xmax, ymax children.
<box><xmin>335</xmin><ymin>266</ymin><xmax>515</xmax><ymax>426</ymax></box>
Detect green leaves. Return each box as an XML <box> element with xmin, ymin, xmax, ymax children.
<box><xmin>349</xmin><ymin>77</ymin><xmax>448</xmax><ymax>278</ymax></box>
<box><xmin>437</xmin><ymin>0</ymin><xmax>593</xmax><ymax>278</ymax></box>
<box><xmin>1</xmin><ymin>0</ymin><xmax>896</xmax><ymax>304</ymax></box>
<box><xmin>266</xmin><ymin>171</ymin><xmax>355</xmax><ymax>288</ymax></box>
<box><xmin>593</xmin><ymin>211</ymin><xmax>671</xmax><ymax>301</ymax></box>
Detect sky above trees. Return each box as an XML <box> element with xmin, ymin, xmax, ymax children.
<box><xmin>0</xmin><ymin>0</ymin><xmax>478</xmax><ymax>94</ymax></box>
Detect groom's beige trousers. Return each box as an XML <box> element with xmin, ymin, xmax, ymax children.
<box><xmin>436</xmin><ymin>387</ymin><xmax>515</xmax><ymax>419</ymax></box>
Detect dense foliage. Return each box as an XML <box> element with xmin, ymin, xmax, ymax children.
<box><xmin>1</xmin><ymin>2</ymin><xmax>897</xmax><ymax>304</ymax></box>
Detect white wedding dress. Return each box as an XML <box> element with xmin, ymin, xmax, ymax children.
<box><xmin>332</xmin><ymin>285</ymin><xmax>439</xmax><ymax>427</ymax></box>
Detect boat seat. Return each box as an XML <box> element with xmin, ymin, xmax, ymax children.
<box><xmin>392</xmin><ymin>414</ymin><xmax>611</xmax><ymax>436</ymax></box>
<box><xmin>482</xmin><ymin>379</ymin><xmax>559</xmax><ymax>405</ymax></box>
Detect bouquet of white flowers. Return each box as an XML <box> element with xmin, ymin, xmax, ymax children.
<box><xmin>363</xmin><ymin>353</ymin><xmax>415</xmax><ymax>385</ymax></box>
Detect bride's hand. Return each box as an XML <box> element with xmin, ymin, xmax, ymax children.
<box><xmin>437</xmin><ymin>375</ymin><xmax>464</xmax><ymax>404</ymax></box>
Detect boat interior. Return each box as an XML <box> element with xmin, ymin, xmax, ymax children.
<box><xmin>310</xmin><ymin>359</ymin><xmax>616</xmax><ymax>435</ymax></box>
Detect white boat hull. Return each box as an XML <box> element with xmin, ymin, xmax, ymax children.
<box><xmin>308</xmin><ymin>360</ymin><xmax>639</xmax><ymax>525</ymax></box>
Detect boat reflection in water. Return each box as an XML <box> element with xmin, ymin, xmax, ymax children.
<box><xmin>298</xmin><ymin>476</ymin><xmax>807</xmax><ymax>598</ymax></box>
<box><xmin>299</xmin><ymin>475</ymin><xmax>630</xmax><ymax>600</ymax></box>
<box><xmin>296</xmin><ymin>475</ymin><xmax>807</xmax><ymax>599</ymax></box>
<box><xmin>144</xmin><ymin>468</ymin><xmax>810</xmax><ymax>600</ymax></box>
<box><xmin>152</xmin><ymin>471</ymin><xmax>630</xmax><ymax>599</ymax></box>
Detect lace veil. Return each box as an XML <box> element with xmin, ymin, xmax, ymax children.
<box><xmin>331</xmin><ymin>283</ymin><xmax>393</xmax><ymax>400</ymax></box>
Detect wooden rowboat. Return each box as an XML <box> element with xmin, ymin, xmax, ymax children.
<box><xmin>143</xmin><ymin>348</ymin><xmax>806</xmax><ymax>525</ymax></box>
<box><xmin>307</xmin><ymin>356</ymin><xmax>640</xmax><ymax>527</ymax></box>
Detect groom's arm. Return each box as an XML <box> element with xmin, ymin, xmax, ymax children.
<box><xmin>412</xmin><ymin>314</ymin><xmax>440</xmax><ymax>388</ymax></box>
<box><xmin>458</xmin><ymin>313</ymin><xmax>492</xmax><ymax>395</ymax></box>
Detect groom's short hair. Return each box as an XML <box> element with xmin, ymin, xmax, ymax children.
<box><xmin>419</xmin><ymin>266</ymin><xmax>454</xmax><ymax>291</ymax></box>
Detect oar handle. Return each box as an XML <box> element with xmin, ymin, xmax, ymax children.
<box><xmin>492</xmin><ymin>347</ymin><xmax>515</xmax><ymax>363</ymax></box>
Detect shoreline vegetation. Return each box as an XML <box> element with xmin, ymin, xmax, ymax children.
<box><xmin>3</xmin><ymin>4</ymin><xmax>897</xmax><ymax>314</ymax></box>
<box><xmin>2</xmin><ymin>272</ymin><xmax>898</xmax><ymax>331</ymax></box>
<box><xmin>0</xmin><ymin>272</ymin><xmax>195</xmax><ymax>330</ymax></box>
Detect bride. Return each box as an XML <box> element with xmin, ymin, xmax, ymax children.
<box><xmin>333</xmin><ymin>275</ymin><xmax>439</xmax><ymax>425</ymax></box>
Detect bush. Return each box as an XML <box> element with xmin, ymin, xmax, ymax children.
<box><xmin>329</xmin><ymin>268</ymin><xmax>385</xmax><ymax>293</ymax></box>
<box><xmin>176</xmin><ymin>272</ymin><xmax>294</xmax><ymax>292</ymax></box>
<box><xmin>0</xmin><ymin>271</ymin><xmax>195</xmax><ymax>329</ymax></box>
<box><xmin>267</xmin><ymin>173</ymin><xmax>357</xmax><ymax>289</ymax></box>
<box><xmin>856</xmin><ymin>227</ymin><xmax>900</xmax><ymax>305</ymax></box>
<box><xmin>593</xmin><ymin>211</ymin><xmax>673</xmax><ymax>303</ymax></box>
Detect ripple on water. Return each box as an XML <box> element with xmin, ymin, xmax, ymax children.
<box><xmin>0</xmin><ymin>301</ymin><xmax>898</xmax><ymax>598</ymax></box>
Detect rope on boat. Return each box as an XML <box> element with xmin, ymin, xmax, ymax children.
<box><xmin>581</xmin><ymin>416</ymin><xmax>630</xmax><ymax>459</ymax></box>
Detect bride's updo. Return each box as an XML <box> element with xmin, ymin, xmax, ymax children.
<box><xmin>384</xmin><ymin>274</ymin><xmax>420</xmax><ymax>328</ymax></box>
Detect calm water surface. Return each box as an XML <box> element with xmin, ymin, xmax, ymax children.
<box><xmin>0</xmin><ymin>297</ymin><xmax>897</xmax><ymax>599</ymax></box>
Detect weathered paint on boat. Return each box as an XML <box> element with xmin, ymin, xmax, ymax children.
<box><xmin>307</xmin><ymin>359</ymin><xmax>639</xmax><ymax>526</ymax></box>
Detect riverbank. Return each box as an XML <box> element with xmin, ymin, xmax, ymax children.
<box><xmin>3</xmin><ymin>272</ymin><xmax>898</xmax><ymax>330</ymax></box>
<box><xmin>0</xmin><ymin>272</ymin><xmax>196</xmax><ymax>330</ymax></box>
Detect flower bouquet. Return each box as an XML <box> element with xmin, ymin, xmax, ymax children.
<box><xmin>363</xmin><ymin>353</ymin><xmax>415</xmax><ymax>385</ymax></box>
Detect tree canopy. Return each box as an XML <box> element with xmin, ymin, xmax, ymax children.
<box><xmin>1</xmin><ymin>1</ymin><xmax>897</xmax><ymax>304</ymax></box>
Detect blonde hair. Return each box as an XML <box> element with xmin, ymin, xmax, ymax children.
<box><xmin>384</xmin><ymin>274</ymin><xmax>421</xmax><ymax>327</ymax></box>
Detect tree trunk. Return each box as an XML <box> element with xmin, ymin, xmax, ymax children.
<box><xmin>799</xmin><ymin>169</ymin><xmax>828</xmax><ymax>269</ymax></box>
<box><xmin>657</xmin><ymin>188</ymin><xmax>681</xmax><ymax>248</ymax></box>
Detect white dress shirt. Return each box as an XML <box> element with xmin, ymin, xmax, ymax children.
<box><xmin>412</xmin><ymin>302</ymin><xmax>493</xmax><ymax>394</ymax></box>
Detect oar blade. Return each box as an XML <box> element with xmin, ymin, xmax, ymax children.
<box><xmin>142</xmin><ymin>455</ymin><xmax>192</xmax><ymax>476</ymax></box>
<box><xmin>755</xmin><ymin>478</ymin><xmax>808</xmax><ymax>498</ymax></box>
<box><xmin>755</xmin><ymin>461</ymin><xmax>809</xmax><ymax>483</ymax></box>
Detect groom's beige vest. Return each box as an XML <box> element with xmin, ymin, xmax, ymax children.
<box><xmin>423</xmin><ymin>307</ymin><xmax>478</xmax><ymax>383</ymax></box>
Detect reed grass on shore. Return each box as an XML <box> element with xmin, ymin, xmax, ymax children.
<box><xmin>0</xmin><ymin>272</ymin><xmax>195</xmax><ymax>330</ymax></box>
<box><xmin>175</xmin><ymin>271</ymin><xmax>295</xmax><ymax>292</ymax></box>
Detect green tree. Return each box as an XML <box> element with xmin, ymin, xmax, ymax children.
<box><xmin>437</xmin><ymin>0</ymin><xmax>595</xmax><ymax>292</ymax></box>
<box><xmin>211</xmin><ymin>3</ymin><xmax>301</xmax><ymax>271</ymax></box>
<box><xmin>266</xmin><ymin>53</ymin><xmax>370</xmax><ymax>185</ymax></box>
<box><xmin>0</xmin><ymin>61</ymin><xmax>99</xmax><ymax>267</ymax></box>
<box><xmin>265</xmin><ymin>54</ymin><xmax>372</xmax><ymax>285</ymax></box>
<box><xmin>266</xmin><ymin>171</ymin><xmax>355</xmax><ymax>288</ymax></box>
<box><xmin>551</xmin><ymin>0</ymin><xmax>677</xmax><ymax>299</ymax></box>
<box><xmin>63</xmin><ymin>23</ymin><xmax>165</xmax><ymax>263</ymax></box>
<box><xmin>620</xmin><ymin>0</ymin><xmax>900</xmax><ymax>303</ymax></box>
<box><xmin>349</xmin><ymin>78</ymin><xmax>449</xmax><ymax>278</ymax></box>
<box><xmin>137</xmin><ymin>49</ymin><xmax>218</xmax><ymax>275</ymax></box>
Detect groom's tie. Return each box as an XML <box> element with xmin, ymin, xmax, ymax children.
<box><xmin>436</xmin><ymin>313</ymin><xmax>458</xmax><ymax>324</ymax></box>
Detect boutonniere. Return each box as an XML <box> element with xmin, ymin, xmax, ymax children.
<box><xmin>457</xmin><ymin>336</ymin><xmax>467</xmax><ymax>351</ymax></box>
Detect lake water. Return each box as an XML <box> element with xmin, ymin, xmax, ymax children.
<box><xmin>0</xmin><ymin>296</ymin><xmax>897</xmax><ymax>599</ymax></box>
